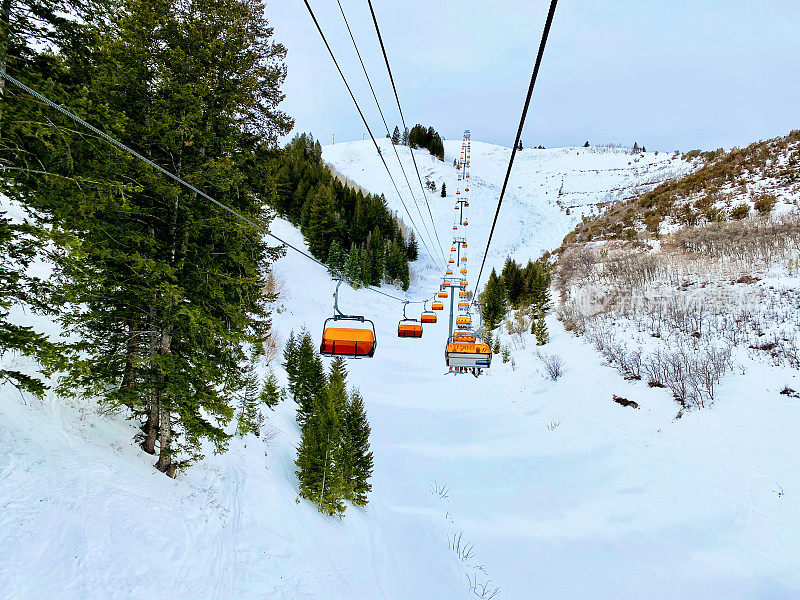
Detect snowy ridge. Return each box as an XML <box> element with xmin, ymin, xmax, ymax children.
<box><xmin>2</xmin><ymin>142</ymin><xmax>799</xmax><ymax>599</ymax></box>
<box><xmin>323</xmin><ymin>139</ymin><xmax>694</xmax><ymax>280</ymax></box>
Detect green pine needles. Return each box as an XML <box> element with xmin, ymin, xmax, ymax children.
<box><xmin>285</xmin><ymin>332</ymin><xmax>374</xmax><ymax>516</ymax></box>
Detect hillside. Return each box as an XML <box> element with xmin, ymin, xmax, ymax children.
<box><xmin>2</xmin><ymin>140</ymin><xmax>800</xmax><ymax>599</ymax></box>
<box><xmin>563</xmin><ymin>130</ymin><xmax>800</xmax><ymax>245</ymax></box>
<box><xmin>323</xmin><ymin>139</ymin><xmax>695</xmax><ymax>278</ymax></box>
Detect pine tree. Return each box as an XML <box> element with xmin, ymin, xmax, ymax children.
<box><xmin>0</xmin><ymin>213</ymin><xmax>53</xmax><ymax>396</ymax></box>
<box><xmin>440</xmin><ymin>182</ymin><xmax>446</xmax><ymax>197</ymax></box>
<box><xmin>260</xmin><ymin>370</ymin><xmax>282</xmax><ymax>409</ymax></box>
<box><xmin>283</xmin><ymin>331</ymin><xmax>299</xmax><ymax>396</ymax></box>
<box><xmin>1</xmin><ymin>0</ymin><xmax>294</xmax><ymax>476</ymax></box>
<box><xmin>293</xmin><ymin>331</ymin><xmax>326</xmax><ymax>426</ymax></box>
<box><xmin>531</xmin><ymin>308</ymin><xmax>549</xmax><ymax>346</ymax></box>
<box><xmin>493</xmin><ymin>338</ymin><xmax>501</xmax><ymax>354</ymax></box>
<box><xmin>502</xmin><ymin>257</ymin><xmax>524</xmax><ymax>306</ymax></box>
<box><xmin>295</xmin><ymin>357</ymin><xmax>347</xmax><ymax>516</ymax></box>
<box><xmin>236</xmin><ymin>364</ymin><xmax>264</xmax><ymax>437</ymax></box>
<box><xmin>391</xmin><ymin>125</ymin><xmax>400</xmax><ymax>145</ymax></box>
<box><xmin>306</xmin><ymin>183</ymin><xmax>338</xmax><ymax>259</ymax></box>
<box><xmin>344</xmin><ymin>242</ymin><xmax>362</xmax><ymax>287</ymax></box>
<box><xmin>480</xmin><ymin>269</ymin><xmax>507</xmax><ymax>330</ymax></box>
<box><xmin>406</xmin><ymin>231</ymin><xmax>419</xmax><ymax>261</ymax></box>
<box><xmin>326</xmin><ymin>239</ymin><xmax>346</xmax><ymax>277</ymax></box>
<box><xmin>342</xmin><ymin>389</ymin><xmax>373</xmax><ymax>505</ymax></box>
<box><xmin>369</xmin><ymin>227</ymin><xmax>385</xmax><ymax>286</ymax></box>
<box><xmin>295</xmin><ymin>393</ymin><xmax>345</xmax><ymax>515</ymax></box>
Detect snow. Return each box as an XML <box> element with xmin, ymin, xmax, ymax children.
<box><xmin>2</xmin><ymin>141</ymin><xmax>799</xmax><ymax>599</ymax></box>
<box><xmin>323</xmin><ymin>139</ymin><xmax>693</xmax><ymax>278</ymax></box>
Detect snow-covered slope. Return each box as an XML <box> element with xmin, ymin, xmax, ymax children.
<box><xmin>323</xmin><ymin>139</ymin><xmax>693</xmax><ymax>277</ymax></box>
<box><xmin>2</xmin><ymin>142</ymin><xmax>799</xmax><ymax>599</ymax></box>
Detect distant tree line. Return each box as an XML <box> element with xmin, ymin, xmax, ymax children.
<box><xmin>285</xmin><ymin>331</ymin><xmax>373</xmax><ymax>516</ymax></box>
<box><xmin>391</xmin><ymin>124</ymin><xmax>444</xmax><ymax>161</ymax></box>
<box><xmin>268</xmin><ymin>134</ymin><xmax>414</xmax><ymax>290</ymax></box>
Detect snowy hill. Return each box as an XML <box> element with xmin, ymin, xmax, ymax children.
<box><xmin>323</xmin><ymin>138</ymin><xmax>693</xmax><ymax>278</ymax></box>
<box><xmin>2</xmin><ymin>140</ymin><xmax>800</xmax><ymax>599</ymax></box>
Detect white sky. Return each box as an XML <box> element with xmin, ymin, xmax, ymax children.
<box><xmin>267</xmin><ymin>1</ymin><xmax>800</xmax><ymax>152</ymax></box>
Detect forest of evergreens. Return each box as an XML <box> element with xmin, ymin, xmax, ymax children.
<box><xmin>268</xmin><ymin>133</ymin><xmax>414</xmax><ymax>290</ymax></box>
<box><xmin>480</xmin><ymin>257</ymin><xmax>552</xmax><ymax>346</ymax></box>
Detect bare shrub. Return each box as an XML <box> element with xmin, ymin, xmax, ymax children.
<box><xmin>505</xmin><ymin>311</ymin><xmax>530</xmax><ymax>349</ymax></box>
<box><xmin>431</xmin><ymin>481</ymin><xmax>450</xmax><ymax>499</ymax></box>
<box><xmin>449</xmin><ymin>532</ymin><xmax>475</xmax><ymax>562</ymax></box>
<box><xmin>557</xmin><ymin>300</ymin><xmax>587</xmax><ymax>334</ymax></box>
<box><xmin>537</xmin><ymin>351</ymin><xmax>564</xmax><ymax>381</ymax></box>
<box><xmin>467</xmin><ymin>572</ymin><xmax>500</xmax><ymax>599</ymax></box>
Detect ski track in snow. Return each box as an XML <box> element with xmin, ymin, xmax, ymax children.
<box><xmin>2</xmin><ymin>141</ymin><xmax>800</xmax><ymax>599</ymax></box>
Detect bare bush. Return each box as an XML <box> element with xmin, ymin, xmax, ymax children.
<box><xmin>431</xmin><ymin>481</ymin><xmax>450</xmax><ymax>499</ymax></box>
<box><xmin>449</xmin><ymin>532</ymin><xmax>475</xmax><ymax>562</ymax></box>
<box><xmin>537</xmin><ymin>352</ymin><xmax>565</xmax><ymax>381</ymax></box>
<box><xmin>467</xmin><ymin>572</ymin><xmax>501</xmax><ymax>599</ymax></box>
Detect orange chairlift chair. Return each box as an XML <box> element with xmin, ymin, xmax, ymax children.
<box><xmin>320</xmin><ymin>278</ymin><xmax>376</xmax><ymax>358</ymax></box>
<box><xmin>421</xmin><ymin>300</ymin><xmax>438</xmax><ymax>323</ymax></box>
<box><xmin>397</xmin><ymin>301</ymin><xmax>423</xmax><ymax>338</ymax></box>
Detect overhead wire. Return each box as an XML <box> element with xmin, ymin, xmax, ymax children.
<box><xmin>301</xmin><ymin>0</ymin><xmax>443</xmax><ymax>270</ymax></box>
<box><xmin>473</xmin><ymin>0</ymin><xmax>559</xmax><ymax>297</ymax></box>
<box><xmin>365</xmin><ymin>0</ymin><xmax>447</xmax><ymax>265</ymax></box>
<box><xmin>0</xmin><ymin>68</ymin><xmax>433</xmax><ymax>307</ymax></box>
<box><xmin>334</xmin><ymin>0</ymin><xmax>446</xmax><ymax>267</ymax></box>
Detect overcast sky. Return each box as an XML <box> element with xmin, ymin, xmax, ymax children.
<box><xmin>266</xmin><ymin>1</ymin><xmax>800</xmax><ymax>152</ymax></box>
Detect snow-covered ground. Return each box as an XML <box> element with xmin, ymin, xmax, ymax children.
<box><xmin>323</xmin><ymin>139</ymin><xmax>693</xmax><ymax>278</ymax></box>
<box><xmin>2</xmin><ymin>141</ymin><xmax>799</xmax><ymax>599</ymax></box>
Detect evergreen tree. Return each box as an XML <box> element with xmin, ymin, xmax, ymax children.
<box><xmin>341</xmin><ymin>389</ymin><xmax>373</xmax><ymax>505</ymax></box>
<box><xmin>406</xmin><ymin>230</ymin><xmax>419</xmax><ymax>261</ymax></box>
<box><xmin>344</xmin><ymin>242</ymin><xmax>362</xmax><ymax>287</ymax></box>
<box><xmin>295</xmin><ymin>393</ymin><xmax>345</xmax><ymax>516</ymax></box>
<box><xmin>283</xmin><ymin>331</ymin><xmax>299</xmax><ymax>396</ymax></box>
<box><xmin>236</xmin><ymin>363</ymin><xmax>264</xmax><ymax>437</ymax></box>
<box><xmin>306</xmin><ymin>183</ymin><xmax>338</xmax><ymax>259</ymax></box>
<box><xmin>260</xmin><ymin>370</ymin><xmax>282</xmax><ymax>409</ymax></box>
<box><xmin>391</xmin><ymin>125</ymin><xmax>400</xmax><ymax>145</ymax></box>
<box><xmin>293</xmin><ymin>331</ymin><xmax>326</xmax><ymax>426</ymax></box>
<box><xmin>369</xmin><ymin>227</ymin><xmax>385</xmax><ymax>286</ymax></box>
<box><xmin>493</xmin><ymin>338</ymin><xmax>501</xmax><ymax>354</ymax></box>
<box><xmin>360</xmin><ymin>239</ymin><xmax>373</xmax><ymax>287</ymax></box>
<box><xmin>0</xmin><ymin>213</ymin><xmax>53</xmax><ymax>396</ymax></box>
<box><xmin>1</xmin><ymin>0</ymin><xmax>293</xmax><ymax>476</ymax></box>
<box><xmin>502</xmin><ymin>257</ymin><xmax>524</xmax><ymax>306</ymax></box>
<box><xmin>531</xmin><ymin>308</ymin><xmax>549</xmax><ymax>346</ymax></box>
<box><xmin>326</xmin><ymin>239</ymin><xmax>346</xmax><ymax>277</ymax></box>
<box><xmin>401</xmin><ymin>126</ymin><xmax>409</xmax><ymax>146</ymax></box>
<box><xmin>480</xmin><ymin>269</ymin><xmax>507</xmax><ymax>330</ymax></box>
<box><xmin>440</xmin><ymin>182</ymin><xmax>446</xmax><ymax>197</ymax></box>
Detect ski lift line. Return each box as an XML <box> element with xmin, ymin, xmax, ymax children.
<box><xmin>0</xmin><ymin>69</ymin><xmax>433</xmax><ymax>308</ymax></box>
<box><xmin>364</xmin><ymin>0</ymin><xmax>447</xmax><ymax>265</ymax></box>
<box><xmin>473</xmin><ymin>0</ymin><xmax>558</xmax><ymax>296</ymax></box>
<box><xmin>302</xmin><ymin>0</ymin><xmax>443</xmax><ymax>272</ymax></box>
<box><xmin>334</xmin><ymin>0</ymin><xmax>446</xmax><ymax>268</ymax></box>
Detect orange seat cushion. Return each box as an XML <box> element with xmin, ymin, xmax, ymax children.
<box><xmin>321</xmin><ymin>327</ymin><xmax>375</xmax><ymax>356</ymax></box>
